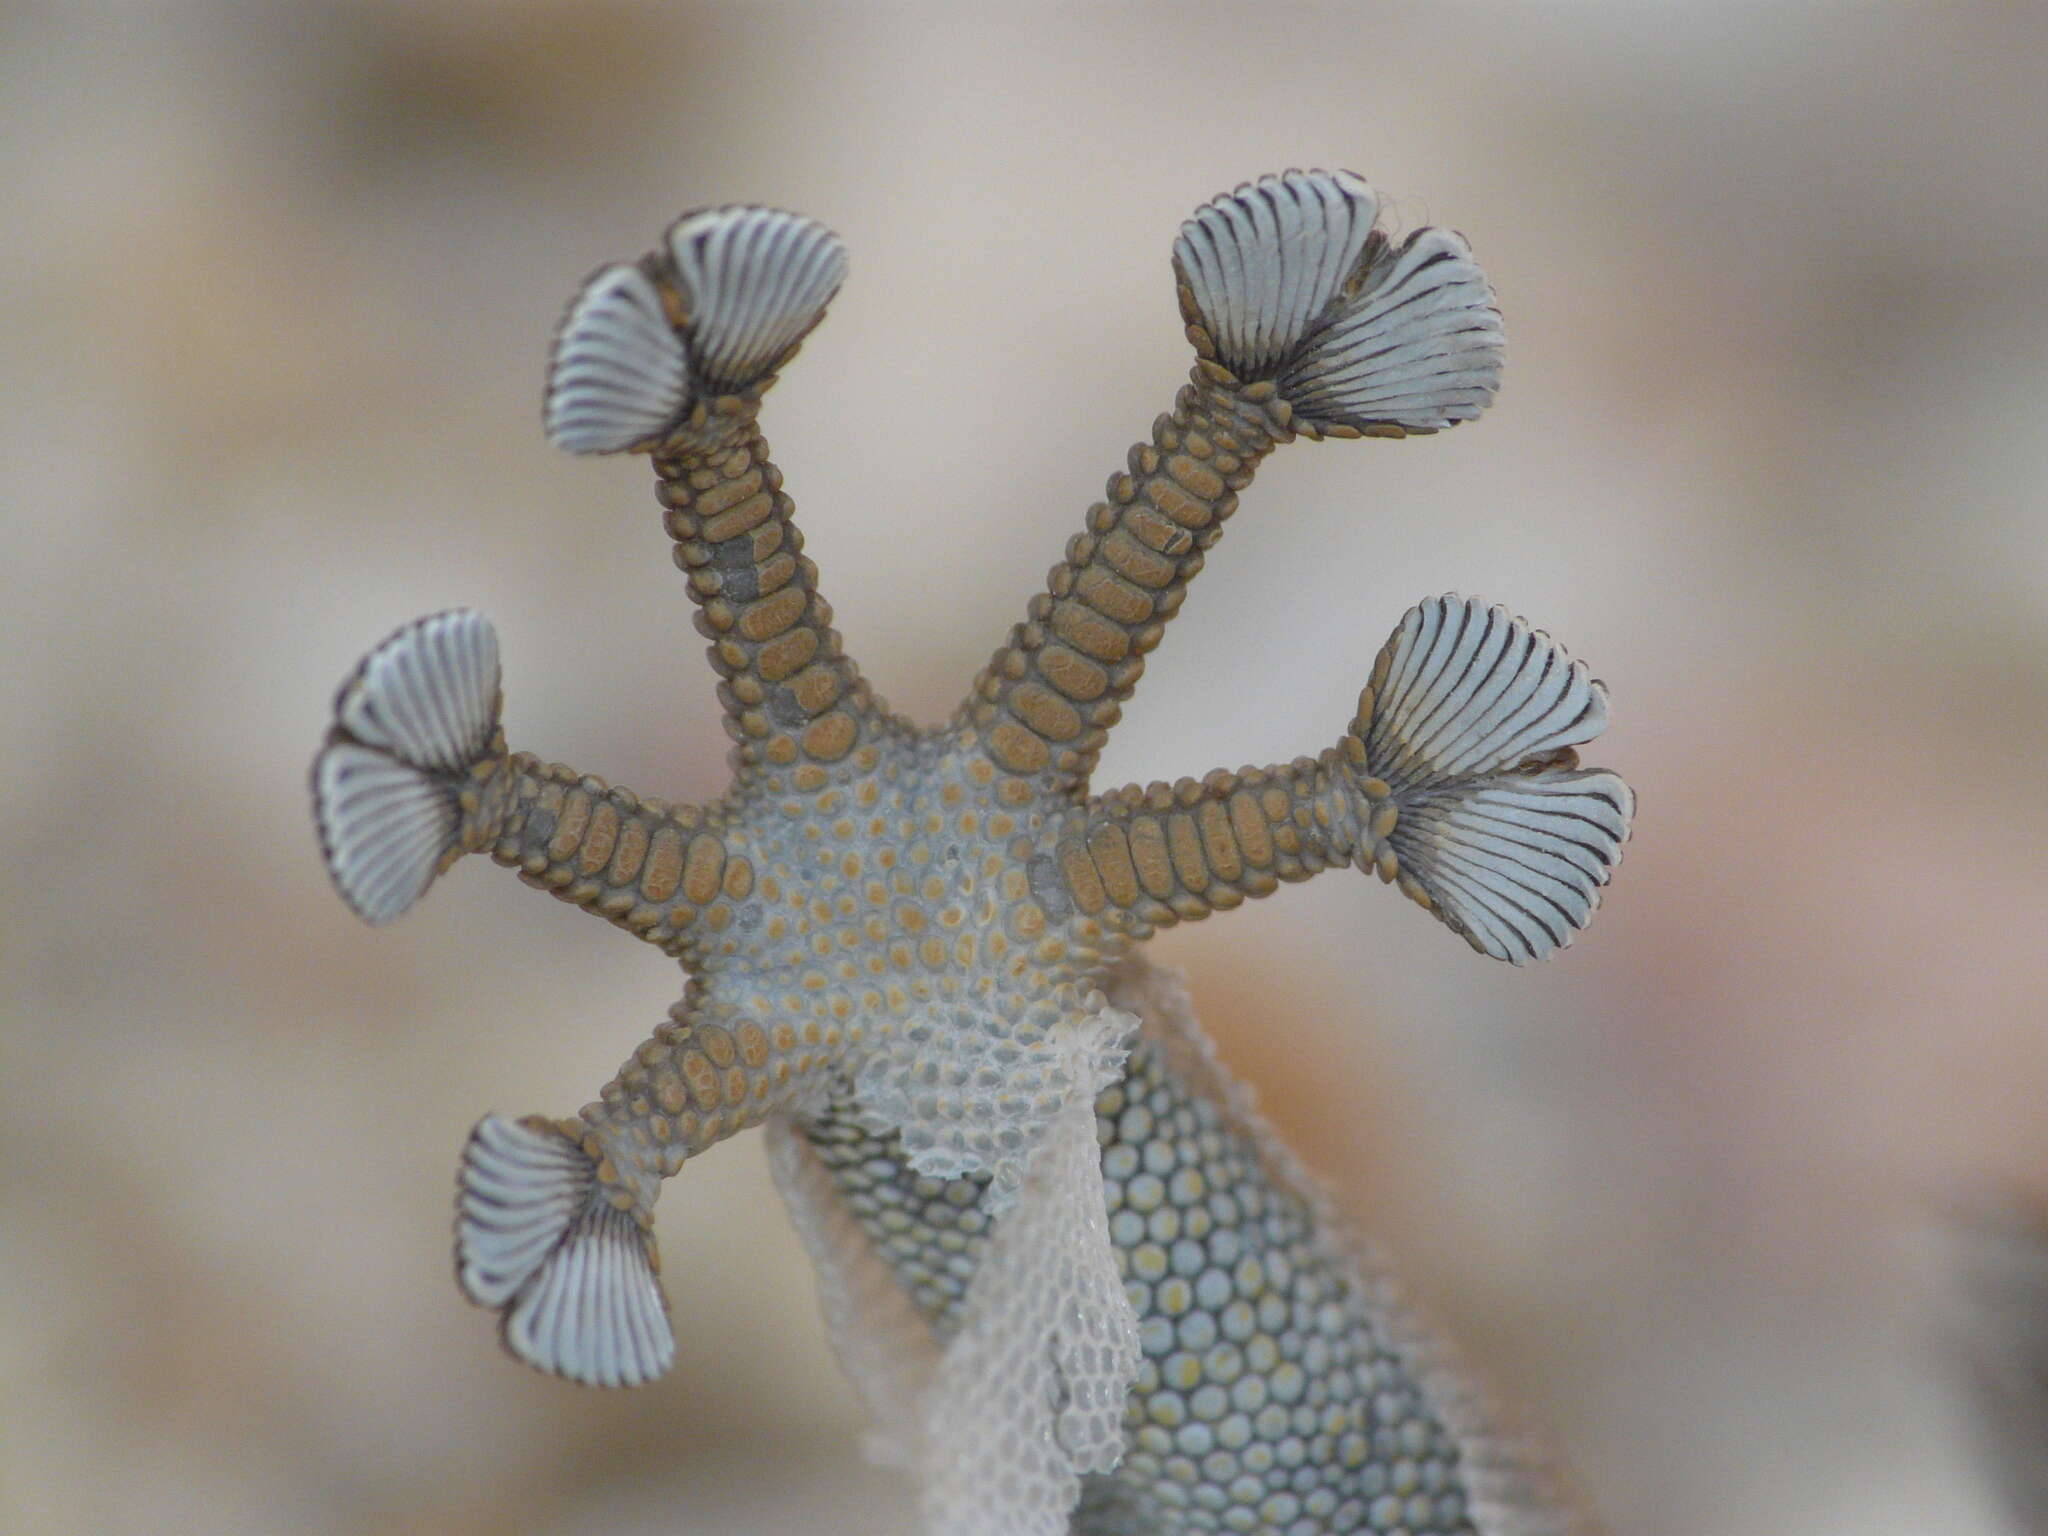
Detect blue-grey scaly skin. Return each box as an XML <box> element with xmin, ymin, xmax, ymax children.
<box><xmin>803</xmin><ymin>1023</ymin><xmax>1484</xmax><ymax>1536</ymax></box>
<box><xmin>312</xmin><ymin>175</ymin><xmax>1620</xmax><ymax>1534</ymax></box>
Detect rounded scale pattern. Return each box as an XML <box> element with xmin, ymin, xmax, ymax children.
<box><xmin>304</xmin><ymin>170</ymin><xmax>1628</xmax><ymax>1527</ymax></box>
<box><xmin>852</xmin><ymin>995</ymin><xmax>1081</xmax><ymax>1206</ymax></box>
<box><xmin>805</xmin><ymin>1037</ymin><xmax>1477</xmax><ymax>1536</ymax></box>
<box><xmin>913</xmin><ymin>1003</ymin><xmax>1143</xmax><ymax>1533</ymax></box>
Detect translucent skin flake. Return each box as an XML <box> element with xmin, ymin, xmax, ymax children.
<box><xmin>311</xmin><ymin>171</ymin><xmax>1629</xmax><ymax>1533</ymax></box>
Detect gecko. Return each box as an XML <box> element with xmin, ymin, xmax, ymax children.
<box><xmin>311</xmin><ymin>169</ymin><xmax>1633</xmax><ymax>1534</ymax></box>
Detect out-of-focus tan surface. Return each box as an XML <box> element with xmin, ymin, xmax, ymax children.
<box><xmin>5</xmin><ymin>5</ymin><xmax>2046</xmax><ymax>1533</ymax></box>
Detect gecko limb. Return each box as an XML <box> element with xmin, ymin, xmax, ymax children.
<box><xmin>487</xmin><ymin>756</ymin><xmax>754</xmax><ymax>960</ymax></box>
<box><xmin>458</xmin><ymin>989</ymin><xmax>839</xmax><ymax>1387</ymax></box>
<box><xmin>308</xmin><ymin>168</ymin><xmax>1631</xmax><ymax>1535</ymax></box>
<box><xmin>312</xmin><ymin>609</ymin><xmax>512</xmax><ymax>924</ymax></box>
<box><xmin>454</xmin><ymin>1113</ymin><xmax>674</xmax><ymax>1388</ymax></box>
<box><xmin>312</xmin><ymin>610</ymin><xmax>754</xmax><ymax>958</ymax></box>
<box><xmin>547</xmin><ymin>206</ymin><xmax>900</xmax><ymax>780</ymax></box>
<box><xmin>802</xmin><ymin>958</ymin><xmax>1602</xmax><ymax>1536</ymax></box>
<box><xmin>968</xmin><ymin>169</ymin><xmax>1503</xmax><ymax>792</ymax></box>
<box><xmin>1044</xmin><ymin>596</ymin><xmax>1632</xmax><ymax>963</ymax></box>
<box><xmin>1344</xmin><ymin>595</ymin><xmax>1633</xmax><ymax>963</ymax></box>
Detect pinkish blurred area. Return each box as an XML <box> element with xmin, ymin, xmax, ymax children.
<box><xmin>5</xmin><ymin>5</ymin><xmax>2047</xmax><ymax>1533</ymax></box>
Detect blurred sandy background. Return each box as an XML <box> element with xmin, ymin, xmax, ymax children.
<box><xmin>5</xmin><ymin>4</ymin><xmax>2047</xmax><ymax>1533</ymax></box>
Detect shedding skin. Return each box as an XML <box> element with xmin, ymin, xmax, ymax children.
<box><xmin>312</xmin><ymin>173</ymin><xmax>1628</xmax><ymax>1533</ymax></box>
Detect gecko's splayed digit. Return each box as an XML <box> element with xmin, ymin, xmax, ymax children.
<box><xmin>454</xmin><ymin>1113</ymin><xmax>674</xmax><ymax>1388</ymax></box>
<box><xmin>1173</xmin><ymin>169</ymin><xmax>1501</xmax><ymax>434</ymax></box>
<box><xmin>313</xmin><ymin>169</ymin><xmax>1629</xmax><ymax>1534</ymax></box>
<box><xmin>312</xmin><ymin>609</ymin><xmax>510</xmax><ymax>924</ymax></box>
<box><xmin>1346</xmin><ymin>595</ymin><xmax>1633</xmax><ymax>963</ymax></box>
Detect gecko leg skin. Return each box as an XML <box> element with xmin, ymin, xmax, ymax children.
<box><xmin>312</xmin><ymin>171</ymin><xmax>1631</xmax><ymax>1532</ymax></box>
